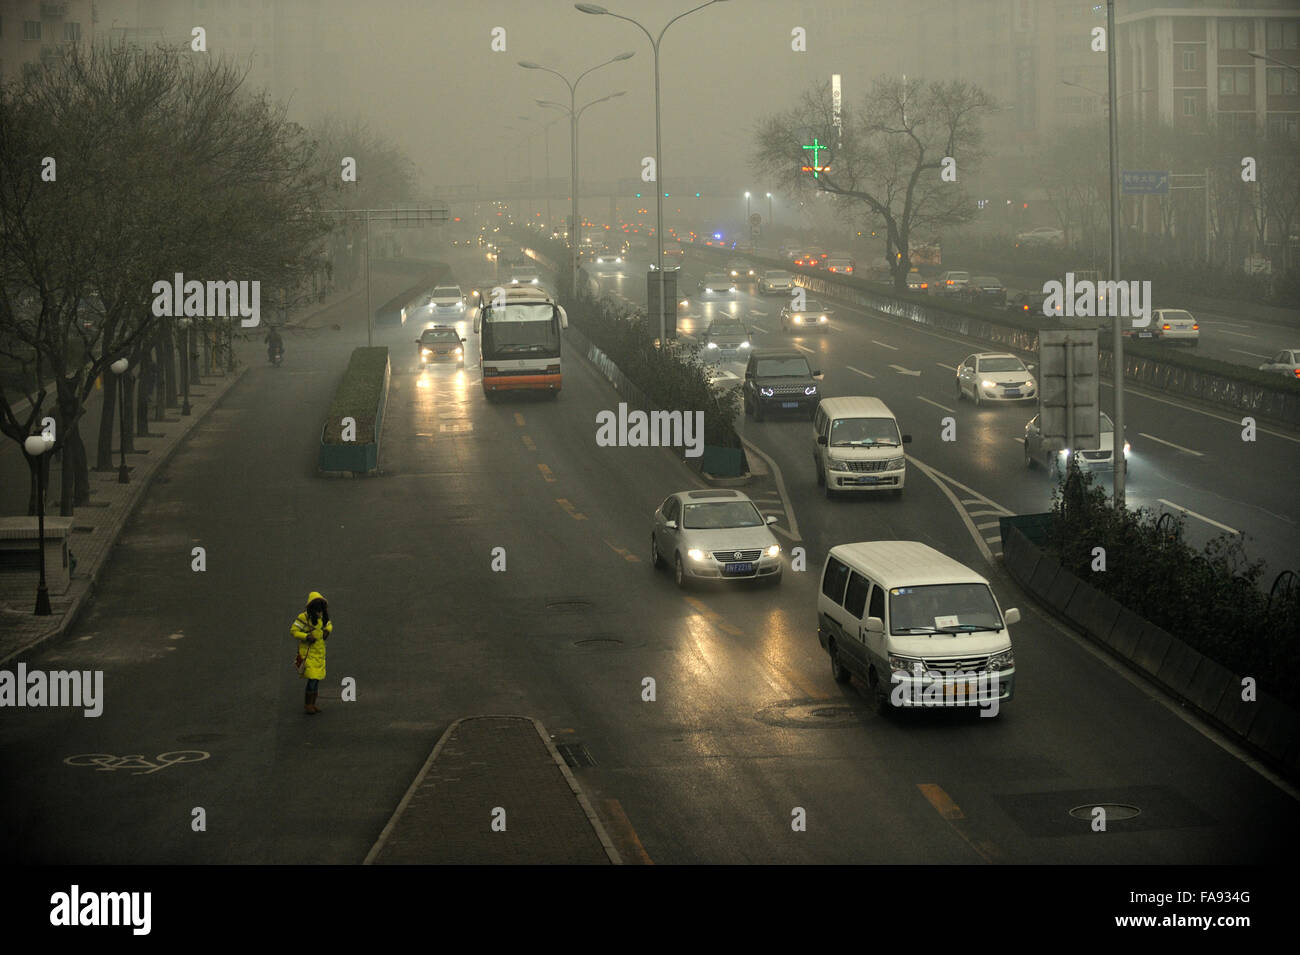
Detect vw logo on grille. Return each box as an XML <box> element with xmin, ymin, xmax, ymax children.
<box><xmin>734</xmin><ymin>551</ymin><xmax>742</xmax><ymax>559</ymax></box>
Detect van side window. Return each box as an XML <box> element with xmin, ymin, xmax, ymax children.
<box><xmin>662</xmin><ymin>497</ymin><xmax>678</xmax><ymax>521</ymax></box>
<box><xmin>868</xmin><ymin>584</ymin><xmax>885</xmax><ymax>620</ymax></box>
<box><xmin>844</xmin><ymin>572</ymin><xmax>870</xmax><ymax>619</ymax></box>
<box><xmin>821</xmin><ymin>557</ymin><xmax>850</xmax><ymax>604</ymax></box>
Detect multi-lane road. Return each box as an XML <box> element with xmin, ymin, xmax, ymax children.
<box><xmin>1</xmin><ymin>243</ymin><xmax>1295</xmax><ymax>865</ymax></box>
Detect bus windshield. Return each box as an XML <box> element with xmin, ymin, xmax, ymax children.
<box><xmin>481</xmin><ymin>303</ymin><xmax>561</xmax><ymax>359</ymax></box>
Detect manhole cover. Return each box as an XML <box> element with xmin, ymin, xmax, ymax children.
<box><xmin>1069</xmin><ymin>803</ymin><xmax>1141</xmax><ymax>821</ymax></box>
<box><xmin>573</xmin><ymin>637</ymin><xmax>623</xmax><ymax>649</ymax></box>
<box><xmin>755</xmin><ymin>699</ymin><xmax>867</xmax><ymax>729</ymax></box>
<box><xmin>547</xmin><ymin>600</ymin><xmax>592</xmax><ymax>612</ymax></box>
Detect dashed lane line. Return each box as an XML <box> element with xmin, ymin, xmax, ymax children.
<box><xmin>1156</xmin><ymin>498</ymin><xmax>1238</xmax><ymax>535</ymax></box>
<box><xmin>846</xmin><ymin>366</ymin><xmax>875</xmax><ymax>379</ymax></box>
<box><xmin>872</xmin><ymin>340</ymin><xmax>899</xmax><ymax>351</ymax></box>
<box><xmin>918</xmin><ymin>396</ymin><xmax>956</xmax><ymax>414</ymax></box>
<box><xmin>1136</xmin><ymin>432</ymin><xmax>1203</xmax><ymax>456</ymax></box>
<box><xmin>538</xmin><ymin>463</ymin><xmax>556</xmax><ymax>483</ymax></box>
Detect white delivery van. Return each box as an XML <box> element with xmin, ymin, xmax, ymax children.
<box><xmin>812</xmin><ymin>396</ymin><xmax>912</xmax><ymax>498</ymax></box>
<box><xmin>817</xmin><ymin>541</ymin><xmax>1018</xmax><ymax>715</ymax></box>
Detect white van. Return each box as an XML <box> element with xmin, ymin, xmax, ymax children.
<box><xmin>812</xmin><ymin>397</ymin><xmax>912</xmax><ymax>497</ymax></box>
<box><xmin>816</xmin><ymin>541</ymin><xmax>1018</xmax><ymax>715</ymax></box>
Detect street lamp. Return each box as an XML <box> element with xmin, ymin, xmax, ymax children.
<box><xmin>576</xmin><ymin>0</ymin><xmax>731</xmax><ymax>344</ymax></box>
<box><xmin>766</xmin><ymin>192</ymin><xmax>773</xmax><ymax>229</ymax></box>
<box><xmin>110</xmin><ymin>356</ymin><xmax>130</xmax><ymax>484</ymax></box>
<box><xmin>23</xmin><ymin>433</ymin><xmax>55</xmax><ymax>615</ymax></box>
<box><xmin>178</xmin><ymin>317</ymin><xmax>192</xmax><ymax>416</ymax></box>
<box><xmin>745</xmin><ymin>191</ymin><xmax>751</xmax><ymax>224</ymax></box>
<box><xmin>1248</xmin><ymin>50</ymin><xmax>1300</xmax><ymax>75</ymax></box>
<box><xmin>519</xmin><ymin>51</ymin><xmax>635</xmax><ymax>292</ymax></box>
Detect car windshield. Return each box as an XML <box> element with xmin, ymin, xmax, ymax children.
<box><xmin>830</xmin><ymin>417</ymin><xmax>901</xmax><ymax>447</ymax></box>
<box><xmin>791</xmin><ymin>301</ymin><xmax>827</xmax><ymax>314</ymax></box>
<box><xmin>764</xmin><ymin>271</ymin><xmax>792</xmax><ymax>280</ymax></box>
<box><xmin>889</xmin><ymin>584</ymin><xmax>1003</xmax><ymax>634</ymax></box>
<box><xmin>682</xmin><ymin>501</ymin><xmax>765</xmax><ymax>529</ymax></box>
<box><xmin>421</xmin><ymin>329</ymin><xmax>459</xmax><ymax>342</ymax></box>
<box><xmin>432</xmin><ymin>287</ymin><xmax>460</xmax><ymax>298</ymax></box>
<box><xmin>978</xmin><ymin>357</ymin><xmax>1026</xmax><ymax>373</ymax></box>
<box><xmin>705</xmin><ymin>274</ymin><xmax>729</xmax><ymax>284</ymax></box>
<box><xmin>1101</xmin><ymin>412</ymin><xmax>1114</xmax><ymax>432</ymax></box>
<box><xmin>709</xmin><ymin>322</ymin><xmax>746</xmax><ymax>336</ymax></box>
<box><xmin>756</xmin><ymin>358</ymin><xmax>811</xmax><ymax>378</ymax></box>
<box><xmin>947</xmin><ymin>272</ymin><xmax>969</xmax><ymax>280</ymax></box>
<box><xmin>1162</xmin><ymin>310</ymin><xmax>1194</xmax><ymax>322</ymax></box>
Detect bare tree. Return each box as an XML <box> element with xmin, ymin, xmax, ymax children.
<box><xmin>752</xmin><ymin>76</ymin><xmax>995</xmax><ymax>288</ymax></box>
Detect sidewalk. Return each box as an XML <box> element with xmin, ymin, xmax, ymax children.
<box><xmin>365</xmin><ymin>716</ymin><xmax>621</xmax><ymax>865</ymax></box>
<box><xmin>0</xmin><ymin>279</ymin><xmax>368</xmax><ymax>666</ymax></box>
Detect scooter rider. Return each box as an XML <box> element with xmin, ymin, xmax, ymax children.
<box><xmin>265</xmin><ymin>326</ymin><xmax>284</xmax><ymax>362</ymax></box>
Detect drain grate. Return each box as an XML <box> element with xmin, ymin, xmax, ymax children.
<box><xmin>554</xmin><ymin>742</ymin><xmax>596</xmax><ymax>767</ymax></box>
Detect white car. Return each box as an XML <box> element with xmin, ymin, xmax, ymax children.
<box><xmin>955</xmin><ymin>353</ymin><xmax>1037</xmax><ymax>405</ymax></box>
<box><xmin>759</xmin><ymin>270</ymin><xmax>795</xmax><ymax>295</ymax></box>
<box><xmin>1024</xmin><ymin>412</ymin><xmax>1130</xmax><ymax>476</ymax></box>
<box><xmin>428</xmin><ymin>285</ymin><xmax>466</xmax><ymax>315</ymax></box>
<box><xmin>510</xmin><ymin>268</ymin><xmax>541</xmax><ymax>286</ymax></box>
<box><xmin>936</xmin><ymin>270</ymin><xmax>970</xmax><ymax>297</ymax></box>
<box><xmin>651</xmin><ymin>489</ymin><xmax>782</xmax><ymax>589</ymax></box>
<box><xmin>1016</xmin><ymin>227</ymin><xmax>1065</xmax><ymax>247</ymax></box>
<box><xmin>697</xmin><ymin>273</ymin><xmax>738</xmax><ymax>298</ymax></box>
<box><xmin>1259</xmin><ymin>349</ymin><xmax>1300</xmax><ymax>380</ymax></box>
<box><xmin>726</xmin><ymin>260</ymin><xmax>757</xmax><ymax>283</ymax></box>
<box><xmin>1125</xmin><ymin>308</ymin><xmax>1199</xmax><ymax>345</ymax></box>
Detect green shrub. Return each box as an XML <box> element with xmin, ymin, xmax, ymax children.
<box><xmin>322</xmin><ymin>346</ymin><xmax>388</xmax><ymax>444</ymax></box>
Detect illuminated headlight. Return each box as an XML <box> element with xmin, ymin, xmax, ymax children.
<box><xmin>728</xmin><ymin>286</ymin><xmax>737</xmax><ymax>293</ymax></box>
<box><xmin>530</xmin><ymin>278</ymin><xmax>538</xmax><ymax>284</ymax></box>
<box><xmin>765</xmin><ymin>544</ymin><xmax>780</xmax><ymax>558</ymax></box>
<box><xmin>793</xmin><ymin>315</ymin><xmax>803</xmax><ymax>323</ymax></box>
<box><xmin>615</xmin><ymin>257</ymin><xmax>622</xmax><ymax>263</ymax></box>
<box><xmin>760</xmin><ymin>387</ymin><xmax>775</xmax><ymax>397</ymax></box>
<box><xmin>511</xmin><ymin>279</ymin><xmax>520</xmax><ymax>284</ymax></box>
<box><xmin>457</xmin><ymin>302</ymin><xmax>465</xmax><ymax>309</ymax></box>
<box><xmin>707</xmin><ymin>341</ymin><xmax>719</xmax><ymax>349</ymax></box>
<box><xmin>804</xmin><ymin>385</ymin><xmax>818</xmax><ymax>396</ymax></box>
<box><xmin>818</xmin><ymin>315</ymin><xmax>828</xmax><ymax>322</ymax></box>
<box><xmin>596</xmin><ymin>257</ymin><xmax>605</xmax><ymax>263</ymax></box>
<box><xmin>1059</xmin><ymin>449</ymin><xmax>1070</xmax><ymax>459</ymax></box>
<box><xmin>453</xmin><ymin>348</ymin><xmax>463</xmax><ymax>357</ymax></box>
<box><xmin>1124</xmin><ymin>442</ymin><xmax>1131</xmax><ymax>456</ymax></box>
<box><xmin>687</xmin><ymin>548</ymin><xmax>706</xmax><ymax>562</ymax></box>
<box><xmin>1024</xmin><ymin>377</ymin><xmax>1035</xmax><ymax>389</ymax></box>
<box><xmin>705</xmin><ymin>287</ymin><xmax>715</xmax><ymax>293</ymax></box>
<box><xmin>739</xmin><ymin>341</ymin><xmax>750</xmax><ymax>348</ymax></box>
<box><xmin>981</xmin><ymin>379</ymin><xmax>996</xmax><ymax>389</ymax></box>
<box><xmin>987</xmin><ymin>649</ymin><xmax>1015</xmax><ymax>669</ymax></box>
<box><xmin>421</xmin><ymin>348</ymin><xmax>431</xmax><ymax>356</ymax></box>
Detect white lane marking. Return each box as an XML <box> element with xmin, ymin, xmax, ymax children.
<box><xmin>739</xmin><ymin>436</ymin><xmax>800</xmax><ymax>541</ymax></box>
<box><xmin>936</xmin><ymin>362</ymin><xmax>957</xmax><ymax>371</ymax></box>
<box><xmin>794</xmin><ymin>344</ymin><xmax>814</xmax><ymax>354</ymax></box>
<box><xmin>872</xmin><ymin>340</ymin><xmax>899</xmax><ymax>350</ymax></box>
<box><xmin>1229</xmin><ymin>348</ymin><xmax>1272</xmax><ymax>359</ymax></box>
<box><xmin>968</xmin><ymin>510</ymin><xmax>1004</xmax><ymax>517</ymax></box>
<box><xmin>1136</xmin><ymin>432</ymin><xmax>1204</xmax><ymax>456</ymax></box>
<box><xmin>750</xmin><ymin>309</ymin><xmax>768</xmax><ymax>316</ymax></box>
<box><xmin>918</xmin><ymin>396</ymin><xmax>956</xmax><ymax>414</ymax></box>
<box><xmin>975</xmin><ymin>521</ymin><xmax>1001</xmax><ymax>530</ymax></box>
<box><xmin>846</xmin><ymin>365</ymin><xmax>875</xmax><ymax>379</ymax></box>
<box><xmin>960</xmin><ymin>498</ymin><xmax>983</xmax><ymax>505</ymax></box>
<box><xmin>750</xmin><ymin>326</ymin><xmax>769</xmax><ymax>334</ymax></box>
<box><xmin>889</xmin><ymin>364</ymin><xmax>922</xmax><ymax>376</ymax></box>
<box><xmin>1157</xmin><ymin>499</ymin><xmax>1239</xmax><ymax>535</ymax></box>
<box><xmin>1214</xmin><ymin>329</ymin><xmax>1257</xmax><ymax>340</ymax></box>
<box><xmin>908</xmin><ymin>457</ymin><xmax>1003</xmax><ymax>564</ymax></box>
<box><xmin>983</xmin><ymin>535</ymin><xmax>1002</xmax><ymax>545</ymax></box>
<box><xmin>1212</xmin><ymin>321</ymin><xmax>1251</xmax><ymax>328</ymax></box>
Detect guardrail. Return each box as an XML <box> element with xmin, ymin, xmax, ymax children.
<box><xmin>693</xmin><ymin>246</ymin><xmax>1300</xmax><ymax>427</ymax></box>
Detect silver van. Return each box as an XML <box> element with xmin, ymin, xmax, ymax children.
<box><xmin>812</xmin><ymin>396</ymin><xmax>912</xmax><ymax>497</ymax></box>
<box><xmin>817</xmin><ymin>541</ymin><xmax>1018</xmax><ymax>715</ymax></box>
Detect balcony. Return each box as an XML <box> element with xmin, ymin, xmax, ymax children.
<box><xmin>41</xmin><ymin>2</ymin><xmax>68</xmax><ymax>19</ymax></box>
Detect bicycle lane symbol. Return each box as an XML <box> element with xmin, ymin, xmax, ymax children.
<box><xmin>64</xmin><ymin>751</ymin><xmax>210</xmax><ymax>775</ymax></box>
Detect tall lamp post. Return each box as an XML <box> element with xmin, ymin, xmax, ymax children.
<box><xmin>576</xmin><ymin>0</ymin><xmax>730</xmax><ymax>344</ymax></box>
<box><xmin>178</xmin><ymin>317</ymin><xmax>192</xmax><ymax>416</ymax></box>
<box><xmin>111</xmin><ymin>356</ymin><xmax>130</xmax><ymax>484</ymax></box>
<box><xmin>519</xmin><ymin>52</ymin><xmax>635</xmax><ymax>293</ymax></box>
<box><xmin>24</xmin><ymin>433</ymin><xmax>55</xmax><ymax>615</ymax></box>
<box><xmin>745</xmin><ymin>191</ymin><xmax>751</xmax><ymax>224</ymax></box>
<box><xmin>766</xmin><ymin>192</ymin><xmax>773</xmax><ymax>230</ymax></box>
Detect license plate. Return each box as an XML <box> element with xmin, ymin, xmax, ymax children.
<box><xmin>945</xmin><ymin>680</ymin><xmax>981</xmax><ymax>700</ymax></box>
<box><xmin>1004</xmin><ymin>389</ymin><xmax>1020</xmax><ymax>397</ymax></box>
<box><xmin>1139</xmin><ymin>332</ymin><xmax>1153</xmax><ymax>338</ymax></box>
<box><xmin>781</xmin><ymin>402</ymin><xmax>799</xmax><ymax>409</ymax></box>
<box><xmin>723</xmin><ymin>562</ymin><xmax>754</xmax><ymax>574</ymax></box>
<box><xmin>855</xmin><ymin>476</ymin><xmax>879</xmax><ymax>485</ymax></box>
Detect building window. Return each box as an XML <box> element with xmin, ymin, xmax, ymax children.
<box><xmin>1267</xmin><ymin>114</ymin><xmax>1299</xmax><ymax>139</ymax></box>
<box><xmin>1235</xmin><ymin>113</ymin><xmax>1256</xmax><ymax>136</ymax></box>
<box><xmin>1183</xmin><ymin>95</ymin><xmax>1198</xmax><ymax>116</ymax></box>
<box><xmin>1266</xmin><ymin>21</ymin><xmax>1299</xmax><ymax>50</ymax></box>
<box><xmin>1218</xmin><ymin>20</ymin><xmax>1252</xmax><ymax>50</ymax></box>
<box><xmin>63</xmin><ymin>22</ymin><xmax>81</xmax><ymax>43</ymax></box>
<box><xmin>23</xmin><ymin>20</ymin><xmax>41</xmax><ymax>41</ymax></box>
<box><xmin>1182</xmin><ymin>48</ymin><xmax>1197</xmax><ymax>71</ymax></box>
<box><xmin>1219</xmin><ymin>67</ymin><xmax>1252</xmax><ymax>96</ymax></box>
<box><xmin>1267</xmin><ymin>68</ymin><xmax>1300</xmax><ymax>96</ymax></box>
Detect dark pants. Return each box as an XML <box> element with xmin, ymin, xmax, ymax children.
<box><xmin>305</xmin><ymin>678</ymin><xmax>320</xmax><ymax>692</ymax></box>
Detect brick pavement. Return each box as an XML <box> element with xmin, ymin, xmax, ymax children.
<box><xmin>365</xmin><ymin>716</ymin><xmax>621</xmax><ymax>865</ymax></box>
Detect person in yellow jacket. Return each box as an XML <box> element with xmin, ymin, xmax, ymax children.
<box><xmin>291</xmin><ymin>591</ymin><xmax>333</xmax><ymax>714</ymax></box>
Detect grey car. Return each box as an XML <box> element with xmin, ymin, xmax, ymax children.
<box><xmin>651</xmin><ymin>489</ymin><xmax>783</xmax><ymax>589</ymax></box>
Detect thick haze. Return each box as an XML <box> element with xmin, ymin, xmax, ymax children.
<box><xmin>277</xmin><ymin>0</ymin><xmax>914</xmax><ymax>194</ymax></box>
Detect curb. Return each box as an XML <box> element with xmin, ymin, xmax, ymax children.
<box><xmin>0</xmin><ymin>367</ymin><xmax>248</xmax><ymax>669</ymax></box>
<box><xmin>363</xmin><ymin>715</ymin><xmax>622</xmax><ymax>865</ymax></box>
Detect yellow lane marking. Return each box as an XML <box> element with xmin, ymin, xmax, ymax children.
<box><xmin>522</xmin><ymin>435</ymin><xmax>536</xmax><ymax>451</ymax></box>
<box><xmin>513</xmin><ymin>413</ymin><xmax>525</xmax><ymax>426</ymax></box>
<box><xmin>605</xmin><ymin>541</ymin><xmax>640</xmax><ymax>562</ymax></box>
<box><xmin>917</xmin><ymin>783</ymin><xmax>1002</xmax><ymax>863</ymax></box>
<box><xmin>538</xmin><ymin>463</ymin><xmax>556</xmax><ymax>482</ymax></box>
<box><xmin>557</xmin><ymin>498</ymin><xmax>587</xmax><ymax>520</ymax></box>
<box><xmin>602</xmin><ymin>798</ymin><xmax>653</xmax><ymax>865</ymax></box>
<box><xmin>683</xmin><ymin>596</ymin><xmax>744</xmax><ymax>637</ymax></box>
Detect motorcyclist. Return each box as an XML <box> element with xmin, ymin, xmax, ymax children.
<box><xmin>265</xmin><ymin>327</ymin><xmax>284</xmax><ymax>361</ymax></box>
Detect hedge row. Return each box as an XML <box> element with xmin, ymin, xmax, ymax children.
<box><xmin>534</xmin><ymin>235</ymin><xmax>742</xmax><ymax>450</ymax></box>
<box><xmin>322</xmin><ymin>346</ymin><xmax>388</xmax><ymax>444</ymax></box>
<box><xmin>1045</xmin><ymin>466</ymin><xmax>1298</xmax><ymax>709</ymax></box>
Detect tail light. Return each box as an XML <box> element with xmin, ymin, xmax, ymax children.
<box><xmin>1192</xmin><ymin>324</ymin><xmax>1199</xmax><ymax>330</ymax></box>
<box><xmin>1162</xmin><ymin>323</ymin><xmax>1171</xmax><ymax>330</ymax></box>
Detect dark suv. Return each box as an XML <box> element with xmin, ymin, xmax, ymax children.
<box><xmin>743</xmin><ymin>350</ymin><xmax>822</xmax><ymax>421</ymax></box>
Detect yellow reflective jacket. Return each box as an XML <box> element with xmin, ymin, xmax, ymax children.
<box><xmin>291</xmin><ymin>610</ymin><xmax>333</xmax><ymax>680</ymax></box>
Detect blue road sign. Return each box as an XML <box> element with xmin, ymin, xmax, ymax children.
<box><xmin>1121</xmin><ymin>170</ymin><xmax>1170</xmax><ymax>195</ymax></box>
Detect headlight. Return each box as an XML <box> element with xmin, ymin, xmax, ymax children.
<box><xmin>765</xmin><ymin>544</ymin><xmax>780</xmax><ymax>558</ymax></box>
<box><xmin>1124</xmin><ymin>442</ymin><xmax>1131</xmax><ymax>456</ymax></box>
<box><xmin>981</xmin><ymin>380</ymin><xmax>996</xmax><ymax>389</ymax></box>
<box><xmin>705</xmin><ymin>287</ymin><xmax>714</xmax><ymax>293</ymax></box>
<box><xmin>793</xmin><ymin>315</ymin><xmax>803</xmax><ymax>323</ymax></box>
<box><xmin>760</xmin><ymin>387</ymin><xmax>774</xmax><ymax>397</ymax></box>
<box><xmin>1024</xmin><ymin>377</ymin><xmax>1035</xmax><ymax>388</ymax></box>
<box><xmin>1059</xmin><ymin>449</ymin><xmax>1070</xmax><ymax>459</ymax></box>
<box><xmin>687</xmin><ymin>548</ymin><xmax>706</xmax><ymax>562</ymax></box>
<box><xmin>827</xmin><ymin>457</ymin><xmax>850</xmax><ymax>472</ymax></box>
<box><xmin>728</xmin><ymin>286</ymin><xmax>737</xmax><ymax>293</ymax></box>
<box><xmin>421</xmin><ymin>348</ymin><xmax>431</xmax><ymax>356</ymax></box>
<box><xmin>818</xmin><ymin>315</ymin><xmax>828</xmax><ymax>322</ymax></box>
<box><xmin>888</xmin><ymin>654</ymin><xmax>924</xmax><ymax>675</ymax></box>
<box><xmin>739</xmin><ymin>341</ymin><xmax>750</xmax><ymax>348</ymax></box>
<box><xmin>453</xmin><ymin>348</ymin><xmax>463</xmax><ymax>357</ymax></box>
<box><xmin>457</xmin><ymin>302</ymin><xmax>465</xmax><ymax>309</ymax></box>
<box><xmin>804</xmin><ymin>385</ymin><xmax>818</xmax><ymax>396</ymax></box>
<box><xmin>707</xmin><ymin>341</ymin><xmax>719</xmax><ymax>349</ymax></box>
<box><xmin>987</xmin><ymin>649</ymin><xmax>1015</xmax><ymax>669</ymax></box>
